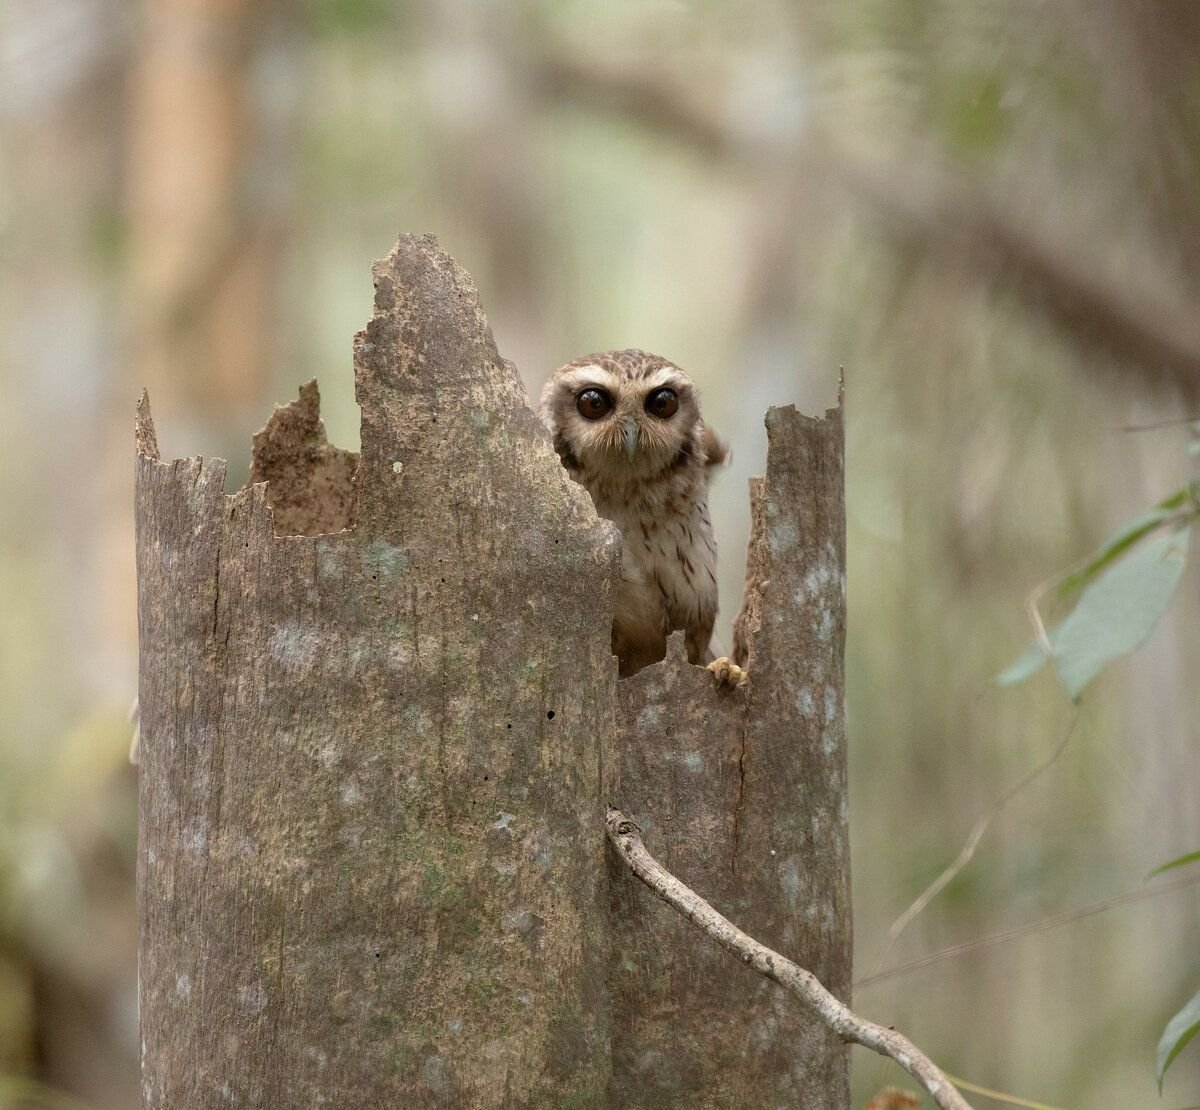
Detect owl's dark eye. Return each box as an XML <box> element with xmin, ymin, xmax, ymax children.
<box><xmin>576</xmin><ymin>389</ymin><xmax>612</xmax><ymax>420</ymax></box>
<box><xmin>646</xmin><ymin>388</ymin><xmax>679</xmax><ymax>419</ymax></box>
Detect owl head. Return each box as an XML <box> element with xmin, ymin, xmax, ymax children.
<box><xmin>540</xmin><ymin>349</ymin><xmax>723</xmax><ymax>483</ymax></box>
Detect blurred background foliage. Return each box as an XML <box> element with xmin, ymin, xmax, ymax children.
<box><xmin>2</xmin><ymin>0</ymin><xmax>1200</xmax><ymax>1106</ymax></box>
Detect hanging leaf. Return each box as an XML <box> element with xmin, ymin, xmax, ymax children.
<box><xmin>1051</xmin><ymin>525</ymin><xmax>1190</xmax><ymax>698</ymax></box>
<box><xmin>996</xmin><ymin>638</ymin><xmax>1050</xmax><ymax>687</ymax></box>
<box><xmin>999</xmin><ymin>525</ymin><xmax>1190</xmax><ymax>699</ymax></box>
<box><xmin>1147</xmin><ymin>848</ymin><xmax>1200</xmax><ymax>880</ymax></box>
<box><xmin>1158</xmin><ymin>987</ymin><xmax>1200</xmax><ymax>1090</ymax></box>
<box><xmin>1057</xmin><ymin>485</ymin><xmax>1191</xmax><ymax>597</ymax></box>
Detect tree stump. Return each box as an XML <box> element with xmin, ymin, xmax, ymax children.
<box><xmin>135</xmin><ymin>234</ymin><xmax>850</xmax><ymax>1108</ymax></box>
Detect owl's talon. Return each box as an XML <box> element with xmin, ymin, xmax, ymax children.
<box><xmin>707</xmin><ymin>657</ymin><xmax>747</xmax><ymax>689</ymax></box>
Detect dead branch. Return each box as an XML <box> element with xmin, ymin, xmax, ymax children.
<box><xmin>530</xmin><ymin>52</ymin><xmax>1200</xmax><ymax>400</ymax></box>
<box><xmin>604</xmin><ymin>807</ymin><xmax>973</xmax><ymax>1110</ymax></box>
<box><xmin>851</xmin><ymin>153</ymin><xmax>1200</xmax><ymax>401</ymax></box>
<box><xmin>530</xmin><ymin>54</ymin><xmax>732</xmax><ymax>160</ymax></box>
<box><xmin>871</xmin><ymin>712</ymin><xmax>1078</xmax><ymax>976</ymax></box>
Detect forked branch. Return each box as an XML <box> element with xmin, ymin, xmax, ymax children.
<box><xmin>604</xmin><ymin>807</ymin><xmax>973</xmax><ymax>1110</ymax></box>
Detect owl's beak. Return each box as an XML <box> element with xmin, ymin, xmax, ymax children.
<box><xmin>623</xmin><ymin>421</ymin><xmax>639</xmax><ymax>457</ymax></box>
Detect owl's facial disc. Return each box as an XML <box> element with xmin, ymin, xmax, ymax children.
<box><xmin>544</xmin><ymin>360</ymin><xmax>698</xmax><ymax>478</ymax></box>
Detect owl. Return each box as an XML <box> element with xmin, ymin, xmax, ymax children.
<box><xmin>540</xmin><ymin>349</ymin><xmax>746</xmax><ymax>686</ymax></box>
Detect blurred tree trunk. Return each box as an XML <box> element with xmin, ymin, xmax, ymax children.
<box><xmin>418</xmin><ymin>3</ymin><xmax>561</xmax><ymax>379</ymax></box>
<box><xmin>1098</xmin><ymin>0</ymin><xmax>1200</xmax><ymax>292</ymax></box>
<box><xmin>135</xmin><ymin>235</ymin><xmax>850</xmax><ymax>1107</ymax></box>
<box><xmin>125</xmin><ymin>0</ymin><xmax>296</xmax><ymax>455</ymax></box>
<box><xmin>0</xmin><ymin>2</ymin><xmax>140</xmax><ymax>1107</ymax></box>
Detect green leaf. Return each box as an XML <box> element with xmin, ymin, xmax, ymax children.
<box><xmin>996</xmin><ymin>639</ymin><xmax>1049</xmax><ymax>687</ymax></box>
<box><xmin>1051</xmin><ymin>526</ymin><xmax>1190</xmax><ymax>698</ymax></box>
<box><xmin>1158</xmin><ymin>987</ymin><xmax>1200</xmax><ymax>1090</ymax></box>
<box><xmin>1058</xmin><ymin>486</ymin><xmax>1192</xmax><ymax>597</ymax></box>
<box><xmin>1157</xmin><ymin>486</ymin><xmax>1195</xmax><ymax>511</ymax></box>
<box><xmin>999</xmin><ymin>526</ymin><xmax>1190</xmax><ymax>699</ymax></box>
<box><xmin>1148</xmin><ymin>849</ymin><xmax>1200</xmax><ymax>880</ymax></box>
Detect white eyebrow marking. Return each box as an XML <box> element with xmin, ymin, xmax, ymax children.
<box><xmin>643</xmin><ymin>367</ymin><xmax>687</xmax><ymax>391</ymax></box>
<box><xmin>561</xmin><ymin>367</ymin><xmax>621</xmax><ymax>393</ymax></box>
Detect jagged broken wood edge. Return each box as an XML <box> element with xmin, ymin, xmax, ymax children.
<box><xmin>608</xmin><ymin>388</ymin><xmax>850</xmax><ymax>1105</ymax></box>
<box><xmin>132</xmin><ymin>233</ymin><xmax>621</xmax><ymax>1106</ymax></box>
<box><xmin>134</xmin><ymin>231</ymin><xmax>850</xmax><ymax>1106</ymax></box>
<box><xmin>247</xmin><ymin>380</ymin><xmax>359</xmax><ymax>537</ymax></box>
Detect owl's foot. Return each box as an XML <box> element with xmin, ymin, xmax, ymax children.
<box><xmin>706</xmin><ymin>657</ymin><xmax>747</xmax><ymax>689</ymax></box>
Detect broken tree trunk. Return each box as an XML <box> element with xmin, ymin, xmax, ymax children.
<box><xmin>136</xmin><ymin>233</ymin><xmax>851</xmax><ymax>1108</ymax></box>
<box><xmin>136</xmin><ymin>235</ymin><xmax>618</xmax><ymax>1107</ymax></box>
<box><xmin>610</xmin><ymin>407</ymin><xmax>850</xmax><ymax>1107</ymax></box>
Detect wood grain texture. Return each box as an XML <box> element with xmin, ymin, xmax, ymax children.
<box><xmin>136</xmin><ymin>234</ymin><xmax>619</xmax><ymax>1108</ymax></box>
<box><xmin>610</xmin><ymin>400</ymin><xmax>849</xmax><ymax>1108</ymax></box>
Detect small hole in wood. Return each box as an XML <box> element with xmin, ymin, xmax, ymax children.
<box><xmin>546</xmin><ymin>710</ymin><xmax>555</xmax><ymax>720</ymax></box>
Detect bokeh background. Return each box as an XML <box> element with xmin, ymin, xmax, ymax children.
<box><xmin>3</xmin><ymin>1</ymin><xmax>1200</xmax><ymax>1106</ymax></box>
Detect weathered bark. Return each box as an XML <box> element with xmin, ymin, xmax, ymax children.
<box><xmin>136</xmin><ymin>235</ymin><xmax>618</xmax><ymax>1107</ymax></box>
<box><xmin>605</xmin><ymin>811</ymin><xmax>964</xmax><ymax>1110</ymax></box>
<box><xmin>137</xmin><ymin>234</ymin><xmax>850</xmax><ymax>1108</ymax></box>
<box><xmin>610</xmin><ymin>402</ymin><xmax>850</xmax><ymax>1108</ymax></box>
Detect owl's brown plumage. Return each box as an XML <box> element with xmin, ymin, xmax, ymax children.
<box><xmin>540</xmin><ymin>349</ymin><xmax>740</xmax><ymax>681</ymax></box>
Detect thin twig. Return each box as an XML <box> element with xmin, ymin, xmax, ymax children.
<box><xmin>857</xmin><ymin>868</ymin><xmax>1200</xmax><ymax>991</ymax></box>
<box><xmin>1107</xmin><ymin>416</ymin><xmax>1200</xmax><ymax>433</ymax></box>
<box><xmin>604</xmin><ymin>807</ymin><xmax>973</xmax><ymax>1110</ymax></box>
<box><xmin>871</xmin><ymin>712</ymin><xmax>1078</xmax><ymax>976</ymax></box>
<box><xmin>943</xmin><ymin>1071</ymin><xmax>1065</xmax><ymax>1110</ymax></box>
